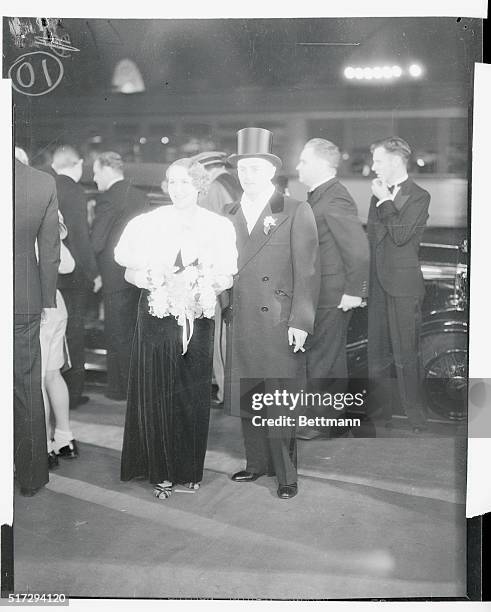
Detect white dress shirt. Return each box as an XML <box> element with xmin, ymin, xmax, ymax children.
<box><xmin>240</xmin><ymin>184</ymin><xmax>276</xmax><ymax>234</ymax></box>
<box><xmin>308</xmin><ymin>172</ymin><xmax>337</xmax><ymax>197</ymax></box>
<box><xmin>376</xmin><ymin>173</ymin><xmax>409</xmax><ymax>207</ymax></box>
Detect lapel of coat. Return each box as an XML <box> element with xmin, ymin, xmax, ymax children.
<box><xmin>236</xmin><ymin>190</ymin><xmax>288</xmax><ymax>272</ymax></box>
<box><xmin>393</xmin><ymin>178</ymin><xmax>411</xmax><ymax>212</ymax></box>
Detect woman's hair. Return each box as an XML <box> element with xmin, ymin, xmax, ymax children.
<box><xmin>165</xmin><ymin>157</ymin><xmax>211</xmax><ymax>194</ymax></box>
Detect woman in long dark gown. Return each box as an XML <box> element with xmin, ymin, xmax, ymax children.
<box><xmin>114</xmin><ymin>158</ymin><xmax>237</xmax><ymax>499</ymax></box>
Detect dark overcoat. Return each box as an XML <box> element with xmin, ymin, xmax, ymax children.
<box><xmin>91</xmin><ymin>179</ymin><xmax>148</xmax><ymax>294</ymax></box>
<box><xmin>223</xmin><ymin>190</ymin><xmax>320</xmax><ymax>417</ymax></box>
<box><xmin>14</xmin><ymin>159</ymin><xmax>60</xmax><ymax>314</ymax></box>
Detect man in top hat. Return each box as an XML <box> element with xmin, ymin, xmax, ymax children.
<box><xmin>193</xmin><ymin>151</ymin><xmax>242</xmax><ymax>405</ymax></box>
<box><xmin>223</xmin><ymin>127</ymin><xmax>320</xmax><ymax>500</ymax></box>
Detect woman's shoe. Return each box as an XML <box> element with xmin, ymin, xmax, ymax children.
<box><xmin>174</xmin><ymin>482</ymin><xmax>200</xmax><ymax>493</ymax></box>
<box><xmin>153</xmin><ymin>482</ymin><xmax>173</xmax><ymax>499</ymax></box>
<box><xmin>57</xmin><ymin>440</ymin><xmax>79</xmax><ymax>459</ymax></box>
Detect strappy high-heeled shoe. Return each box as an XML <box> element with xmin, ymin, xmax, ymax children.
<box><xmin>153</xmin><ymin>481</ymin><xmax>173</xmax><ymax>499</ymax></box>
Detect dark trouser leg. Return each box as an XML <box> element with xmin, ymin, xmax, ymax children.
<box><xmin>60</xmin><ymin>287</ymin><xmax>88</xmax><ymax>407</ymax></box>
<box><xmin>306</xmin><ymin>308</ymin><xmax>352</xmax><ymax>429</ymax></box>
<box><xmin>104</xmin><ymin>288</ymin><xmax>140</xmax><ymax>399</ymax></box>
<box><xmin>241</xmin><ymin>417</ymin><xmax>275</xmax><ymax>475</ymax></box>
<box><xmin>368</xmin><ymin>279</ymin><xmax>397</xmax><ymax>421</ymax></box>
<box><xmin>306</xmin><ymin>307</ymin><xmax>351</xmax><ymax>381</ymax></box>
<box><xmin>241</xmin><ymin>418</ymin><xmax>297</xmax><ymax>486</ymax></box>
<box><xmin>14</xmin><ymin>315</ymin><xmax>49</xmax><ymax>490</ymax></box>
<box><xmin>267</xmin><ymin>425</ymin><xmax>297</xmax><ymax>485</ymax></box>
<box><xmin>387</xmin><ymin>296</ymin><xmax>427</xmax><ymax>428</ymax></box>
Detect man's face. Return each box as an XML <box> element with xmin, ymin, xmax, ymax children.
<box><xmin>237</xmin><ymin>158</ymin><xmax>275</xmax><ymax>197</ymax></box>
<box><xmin>371</xmin><ymin>147</ymin><xmax>399</xmax><ymax>184</ymax></box>
<box><xmin>93</xmin><ymin>161</ymin><xmax>110</xmax><ymax>191</ymax></box>
<box><xmin>296</xmin><ymin>146</ymin><xmax>328</xmax><ymax>188</ymax></box>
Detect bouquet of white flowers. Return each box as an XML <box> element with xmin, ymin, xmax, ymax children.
<box><xmin>146</xmin><ymin>261</ymin><xmax>218</xmax><ymax>354</ymax></box>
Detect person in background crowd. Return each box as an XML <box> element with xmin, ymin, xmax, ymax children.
<box><xmin>367</xmin><ymin>137</ymin><xmax>430</xmax><ymax>433</ymax></box>
<box><xmin>40</xmin><ymin>213</ymin><xmax>80</xmax><ymax>469</ymax></box>
<box><xmin>14</xmin><ymin>156</ymin><xmax>60</xmax><ymax>496</ymax></box>
<box><xmin>51</xmin><ymin>145</ymin><xmax>101</xmax><ymax>410</ymax></box>
<box><xmin>224</xmin><ymin>127</ymin><xmax>320</xmax><ymax>500</ymax></box>
<box><xmin>296</xmin><ymin>138</ymin><xmax>369</xmax><ymax>440</ymax></box>
<box><xmin>193</xmin><ymin>151</ymin><xmax>242</xmax><ymax>406</ymax></box>
<box><xmin>91</xmin><ymin>152</ymin><xmax>148</xmax><ymax>400</ymax></box>
<box><xmin>115</xmin><ymin>158</ymin><xmax>237</xmax><ymax>499</ymax></box>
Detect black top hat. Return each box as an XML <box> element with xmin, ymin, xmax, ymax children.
<box><xmin>227</xmin><ymin>127</ymin><xmax>282</xmax><ymax>169</ymax></box>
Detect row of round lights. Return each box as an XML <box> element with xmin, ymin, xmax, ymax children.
<box><xmin>344</xmin><ymin>64</ymin><xmax>423</xmax><ymax>80</ymax></box>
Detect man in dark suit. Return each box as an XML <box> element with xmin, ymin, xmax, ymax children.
<box><xmin>367</xmin><ymin>137</ymin><xmax>430</xmax><ymax>432</ymax></box>
<box><xmin>224</xmin><ymin>128</ymin><xmax>320</xmax><ymax>499</ymax></box>
<box><xmin>14</xmin><ymin>158</ymin><xmax>60</xmax><ymax>496</ymax></box>
<box><xmin>51</xmin><ymin>146</ymin><xmax>101</xmax><ymax>409</ymax></box>
<box><xmin>91</xmin><ymin>152</ymin><xmax>148</xmax><ymax>400</ymax></box>
<box><xmin>296</xmin><ymin>138</ymin><xmax>370</xmax><ymax>439</ymax></box>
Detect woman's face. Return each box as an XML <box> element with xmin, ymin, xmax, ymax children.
<box><xmin>165</xmin><ymin>165</ymin><xmax>199</xmax><ymax>210</ymax></box>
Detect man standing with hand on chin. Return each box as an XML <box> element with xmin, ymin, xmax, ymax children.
<box><xmin>224</xmin><ymin>128</ymin><xmax>320</xmax><ymax>500</ymax></box>
<box><xmin>367</xmin><ymin>137</ymin><xmax>430</xmax><ymax>432</ymax></box>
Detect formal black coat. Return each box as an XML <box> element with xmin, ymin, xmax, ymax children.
<box><xmin>53</xmin><ymin>173</ymin><xmax>99</xmax><ymax>290</ymax></box>
<box><xmin>309</xmin><ymin>178</ymin><xmax>369</xmax><ymax>308</ymax></box>
<box><xmin>91</xmin><ymin>179</ymin><xmax>148</xmax><ymax>293</ymax></box>
<box><xmin>366</xmin><ymin>178</ymin><xmax>430</xmax><ymax>298</ymax></box>
<box><xmin>223</xmin><ymin>191</ymin><xmax>320</xmax><ymax>417</ymax></box>
<box><xmin>14</xmin><ymin>160</ymin><xmax>60</xmax><ymax>315</ymax></box>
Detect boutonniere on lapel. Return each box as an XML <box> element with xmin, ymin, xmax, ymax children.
<box><xmin>263</xmin><ymin>216</ymin><xmax>277</xmax><ymax>235</ymax></box>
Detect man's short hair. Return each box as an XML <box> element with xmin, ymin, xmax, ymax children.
<box><xmin>304</xmin><ymin>138</ymin><xmax>341</xmax><ymax>169</ymax></box>
<box><xmin>370</xmin><ymin>137</ymin><xmax>412</xmax><ymax>163</ymax></box>
<box><xmin>52</xmin><ymin>145</ymin><xmax>81</xmax><ymax>170</ymax></box>
<box><xmin>95</xmin><ymin>151</ymin><xmax>124</xmax><ymax>173</ymax></box>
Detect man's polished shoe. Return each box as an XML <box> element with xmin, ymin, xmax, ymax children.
<box><xmin>277</xmin><ymin>483</ymin><xmax>298</xmax><ymax>499</ymax></box>
<box><xmin>57</xmin><ymin>440</ymin><xmax>79</xmax><ymax>459</ymax></box>
<box><xmin>231</xmin><ymin>470</ymin><xmax>274</xmax><ymax>482</ymax></box>
<box><xmin>231</xmin><ymin>471</ymin><xmax>262</xmax><ymax>482</ymax></box>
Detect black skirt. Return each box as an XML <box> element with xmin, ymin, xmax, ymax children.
<box><xmin>120</xmin><ymin>292</ymin><xmax>214</xmax><ymax>485</ymax></box>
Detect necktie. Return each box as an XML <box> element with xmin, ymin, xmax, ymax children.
<box><xmin>307</xmin><ymin>190</ymin><xmax>315</xmax><ymax>204</ymax></box>
<box><xmin>388</xmin><ymin>184</ymin><xmax>396</xmax><ymax>194</ymax></box>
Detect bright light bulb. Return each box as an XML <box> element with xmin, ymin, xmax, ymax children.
<box><xmin>354</xmin><ymin>67</ymin><xmax>364</xmax><ymax>80</ymax></box>
<box><xmin>373</xmin><ymin>67</ymin><xmax>383</xmax><ymax>79</ymax></box>
<box><xmin>392</xmin><ymin>65</ymin><xmax>402</xmax><ymax>77</ymax></box>
<box><xmin>139</xmin><ymin>137</ymin><xmax>147</xmax><ymax>145</ymax></box>
<box><xmin>363</xmin><ymin>67</ymin><xmax>373</xmax><ymax>80</ymax></box>
<box><xmin>416</xmin><ymin>158</ymin><xmax>425</xmax><ymax>167</ymax></box>
<box><xmin>382</xmin><ymin>66</ymin><xmax>392</xmax><ymax>79</ymax></box>
<box><xmin>161</xmin><ymin>137</ymin><xmax>170</xmax><ymax>144</ymax></box>
<box><xmin>409</xmin><ymin>64</ymin><xmax>423</xmax><ymax>78</ymax></box>
<box><xmin>344</xmin><ymin>67</ymin><xmax>355</xmax><ymax>79</ymax></box>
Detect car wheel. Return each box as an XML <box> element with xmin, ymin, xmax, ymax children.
<box><xmin>421</xmin><ymin>331</ymin><xmax>467</xmax><ymax>421</ymax></box>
